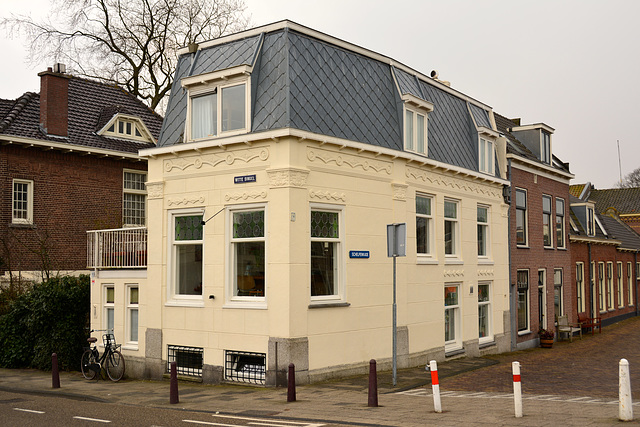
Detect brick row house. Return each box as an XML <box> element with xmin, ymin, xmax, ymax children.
<box><xmin>495</xmin><ymin>114</ymin><xmax>575</xmax><ymax>349</ymax></box>
<box><xmin>569</xmin><ymin>186</ymin><xmax>640</xmax><ymax>327</ymax></box>
<box><xmin>0</xmin><ymin>64</ymin><xmax>163</xmax><ymax>282</ymax></box>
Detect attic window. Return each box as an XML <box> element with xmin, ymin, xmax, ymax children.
<box><xmin>103</xmin><ymin>116</ymin><xmax>151</xmax><ymax>143</ymax></box>
<box><xmin>478</xmin><ymin>137</ymin><xmax>494</xmax><ymax>175</ymax></box>
<box><xmin>402</xmin><ymin>94</ymin><xmax>433</xmax><ymax>155</ymax></box>
<box><xmin>541</xmin><ymin>130</ymin><xmax>551</xmax><ymax>164</ymax></box>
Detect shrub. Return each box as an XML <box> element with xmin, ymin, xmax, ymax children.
<box><xmin>0</xmin><ymin>275</ymin><xmax>90</xmax><ymax>370</ymax></box>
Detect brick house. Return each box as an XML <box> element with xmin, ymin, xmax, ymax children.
<box><xmin>495</xmin><ymin>114</ymin><xmax>574</xmax><ymax>349</ymax></box>
<box><xmin>572</xmin><ymin>184</ymin><xmax>640</xmax><ymax>234</ymax></box>
<box><xmin>569</xmin><ymin>189</ymin><xmax>640</xmax><ymax>327</ymax></box>
<box><xmin>0</xmin><ymin>64</ymin><xmax>163</xmax><ymax>282</ymax></box>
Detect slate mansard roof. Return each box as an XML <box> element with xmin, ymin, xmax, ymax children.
<box><xmin>0</xmin><ymin>76</ymin><xmax>163</xmax><ymax>155</ymax></box>
<box><xmin>158</xmin><ymin>21</ymin><xmax>500</xmax><ymax>177</ymax></box>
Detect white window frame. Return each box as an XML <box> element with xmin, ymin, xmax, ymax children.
<box><xmin>226</xmin><ymin>203</ymin><xmax>267</xmax><ymax>308</ymax></box>
<box><xmin>310</xmin><ymin>203</ymin><xmax>346</xmax><ymax>304</ymax></box>
<box><xmin>416</xmin><ymin>193</ymin><xmax>434</xmax><ymax>261</ymax></box>
<box><xmin>477</xmin><ymin>204</ymin><xmax>490</xmax><ymax>259</ymax></box>
<box><xmin>478</xmin><ymin>137</ymin><xmax>495</xmax><ymax>175</ymax></box>
<box><xmin>478</xmin><ymin>282</ymin><xmax>492</xmax><ymax>344</ymax></box>
<box><xmin>515</xmin><ymin>188</ymin><xmax>528</xmax><ymax>246</ymax></box>
<box><xmin>184</xmin><ymin>69</ymin><xmax>251</xmax><ymax>141</ymax></box>
<box><xmin>104</xmin><ymin>285</ymin><xmax>115</xmax><ymax>333</ymax></box>
<box><xmin>444</xmin><ymin>199</ymin><xmax>460</xmax><ymax>259</ymax></box>
<box><xmin>12</xmin><ymin>179</ymin><xmax>34</xmax><ymax>224</ymax></box>
<box><xmin>538</xmin><ymin>269</ymin><xmax>547</xmax><ymax>327</ymax></box>
<box><xmin>576</xmin><ymin>262</ymin><xmax>585</xmax><ymax>313</ymax></box>
<box><xmin>617</xmin><ymin>261</ymin><xmax>624</xmax><ymax>308</ymax></box>
<box><xmin>102</xmin><ymin>114</ymin><xmax>153</xmax><ymax>143</ymax></box>
<box><xmin>167</xmin><ymin>208</ymin><xmax>205</xmax><ymax>307</ymax></box>
<box><xmin>542</xmin><ymin>195</ymin><xmax>553</xmax><ymax>248</ymax></box>
<box><xmin>555</xmin><ymin>198</ymin><xmax>565</xmax><ymax>249</ymax></box>
<box><xmin>554</xmin><ymin>268</ymin><xmax>563</xmax><ymax>318</ymax></box>
<box><xmin>123</xmin><ymin>170</ymin><xmax>147</xmax><ymax>226</ymax></box>
<box><xmin>402</xmin><ymin>94</ymin><xmax>433</xmax><ymax>156</ymax></box>
<box><xmin>587</xmin><ymin>207</ymin><xmax>595</xmax><ymax>237</ymax></box>
<box><xmin>126</xmin><ymin>284</ymin><xmax>139</xmax><ymax>348</ymax></box>
<box><xmin>598</xmin><ymin>262</ymin><xmax>605</xmax><ymax>312</ymax></box>
<box><xmin>444</xmin><ymin>283</ymin><xmax>462</xmax><ymax>352</ymax></box>
<box><xmin>607</xmin><ymin>262</ymin><xmax>614</xmax><ymax>310</ymax></box>
<box><xmin>517</xmin><ymin>270</ymin><xmax>530</xmax><ymax>334</ymax></box>
<box><xmin>541</xmin><ymin>130</ymin><xmax>551</xmax><ymax>164</ymax></box>
<box><xmin>628</xmin><ymin>262</ymin><xmax>634</xmax><ymax>307</ymax></box>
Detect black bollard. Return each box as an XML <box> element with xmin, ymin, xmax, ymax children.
<box><xmin>170</xmin><ymin>361</ymin><xmax>179</xmax><ymax>404</ymax></box>
<box><xmin>52</xmin><ymin>353</ymin><xmax>60</xmax><ymax>389</ymax></box>
<box><xmin>368</xmin><ymin>359</ymin><xmax>378</xmax><ymax>407</ymax></box>
<box><xmin>287</xmin><ymin>363</ymin><xmax>296</xmax><ymax>402</ymax></box>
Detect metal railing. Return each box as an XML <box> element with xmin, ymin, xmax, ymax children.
<box><xmin>87</xmin><ymin>227</ymin><xmax>147</xmax><ymax>269</ymax></box>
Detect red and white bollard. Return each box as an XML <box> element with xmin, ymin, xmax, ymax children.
<box><xmin>429</xmin><ymin>360</ymin><xmax>442</xmax><ymax>413</ymax></box>
<box><xmin>619</xmin><ymin>358</ymin><xmax>633</xmax><ymax>421</ymax></box>
<box><xmin>512</xmin><ymin>361</ymin><xmax>522</xmax><ymax>418</ymax></box>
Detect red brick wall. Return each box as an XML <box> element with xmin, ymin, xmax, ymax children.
<box><xmin>39</xmin><ymin>71</ymin><xmax>69</xmax><ymax>137</ymax></box>
<box><xmin>510</xmin><ymin>166</ymin><xmax>573</xmax><ymax>344</ymax></box>
<box><xmin>0</xmin><ymin>144</ymin><xmax>146</xmax><ymax>275</ymax></box>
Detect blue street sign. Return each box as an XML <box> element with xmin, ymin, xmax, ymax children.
<box><xmin>349</xmin><ymin>251</ymin><xmax>370</xmax><ymax>259</ymax></box>
<box><xmin>234</xmin><ymin>174</ymin><xmax>256</xmax><ymax>184</ymax></box>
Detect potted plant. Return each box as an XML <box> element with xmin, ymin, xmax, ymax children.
<box><xmin>539</xmin><ymin>328</ymin><xmax>555</xmax><ymax>348</ymax></box>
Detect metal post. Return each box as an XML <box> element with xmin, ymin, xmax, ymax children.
<box><xmin>51</xmin><ymin>353</ymin><xmax>60</xmax><ymax>389</ymax></box>
<box><xmin>368</xmin><ymin>359</ymin><xmax>379</xmax><ymax>407</ymax></box>
<box><xmin>287</xmin><ymin>363</ymin><xmax>296</xmax><ymax>402</ymax></box>
<box><xmin>170</xmin><ymin>361</ymin><xmax>179</xmax><ymax>404</ymax></box>
<box><xmin>392</xmin><ymin>255</ymin><xmax>397</xmax><ymax>387</ymax></box>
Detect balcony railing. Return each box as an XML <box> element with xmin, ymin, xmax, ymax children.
<box><xmin>87</xmin><ymin>227</ymin><xmax>147</xmax><ymax>269</ymax></box>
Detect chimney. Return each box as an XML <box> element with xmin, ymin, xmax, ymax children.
<box><xmin>38</xmin><ymin>63</ymin><xmax>70</xmax><ymax>137</ymax></box>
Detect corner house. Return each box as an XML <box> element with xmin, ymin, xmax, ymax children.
<box><xmin>91</xmin><ymin>20</ymin><xmax>510</xmax><ymax>385</ymax></box>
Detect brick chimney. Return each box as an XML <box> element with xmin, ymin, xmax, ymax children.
<box><xmin>38</xmin><ymin>63</ymin><xmax>70</xmax><ymax>137</ymax></box>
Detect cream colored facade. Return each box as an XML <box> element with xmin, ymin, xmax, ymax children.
<box><xmin>91</xmin><ymin>126</ymin><xmax>510</xmax><ymax>384</ymax></box>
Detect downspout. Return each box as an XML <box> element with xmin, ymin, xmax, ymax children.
<box><xmin>588</xmin><ymin>243</ymin><xmax>593</xmax><ymax>319</ymax></box>
<box><xmin>506</xmin><ymin>157</ymin><xmax>516</xmax><ymax>350</ymax></box>
<box><xmin>635</xmin><ymin>250</ymin><xmax>638</xmax><ymax>317</ymax></box>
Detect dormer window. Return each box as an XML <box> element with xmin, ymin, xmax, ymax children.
<box><xmin>479</xmin><ymin>137</ymin><xmax>494</xmax><ymax>175</ymax></box>
<box><xmin>101</xmin><ymin>115</ymin><xmax>153</xmax><ymax>143</ymax></box>
<box><xmin>182</xmin><ymin>65</ymin><xmax>251</xmax><ymax>141</ymax></box>
<box><xmin>402</xmin><ymin>94</ymin><xmax>433</xmax><ymax>155</ymax></box>
<box><xmin>587</xmin><ymin>206</ymin><xmax>595</xmax><ymax>237</ymax></box>
<box><xmin>541</xmin><ymin>130</ymin><xmax>551</xmax><ymax>164</ymax></box>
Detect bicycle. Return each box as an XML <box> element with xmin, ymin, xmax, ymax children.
<box><xmin>81</xmin><ymin>329</ymin><xmax>126</xmax><ymax>381</ymax></box>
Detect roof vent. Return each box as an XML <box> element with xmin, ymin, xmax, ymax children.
<box><xmin>430</xmin><ymin>70</ymin><xmax>450</xmax><ymax>87</ymax></box>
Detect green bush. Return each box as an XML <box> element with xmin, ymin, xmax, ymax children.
<box><xmin>0</xmin><ymin>275</ymin><xmax>90</xmax><ymax>370</ymax></box>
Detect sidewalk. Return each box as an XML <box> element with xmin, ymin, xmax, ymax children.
<box><xmin>2</xmin><ymin>318</ymin><xmax>640</xmax><ymax>426</ymax></box>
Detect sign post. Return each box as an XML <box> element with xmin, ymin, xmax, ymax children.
<box><xmin>387</xmin><ymin>223</ymin><xmax>406</xmax><ymax>387</ymax></box>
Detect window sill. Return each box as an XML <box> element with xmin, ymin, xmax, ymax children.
<box><xmin>309</xmin><ymin>301</ymin><xmax>350</xmax><ymax>309</ymax></box>
<box><xmin>544</xmin><ymin>246</ymin><xmax>555</xmax><ymax>250</ymax></box>
<box><xmin>516</xmin><ymin>245</ymin><xmax>529</xmax><ymax>249</ymax></box>
<box><xmin>165</xmin><ymin>299</ymin><xmax>205</xmax><ymax>308</ymax></box>
<box><xmin>518</xmin><ymin>330</ymin><xmax>531</xmax><ymax>336</ymax></box>
<box><xmin>556</xmin><ymin>247</ymin><xmax>568</xmax><ymax>251</ymax></box>
<box><xmin>9</xmin><ymin>222</ymin><xmax>36</xmax><ymax>229</ymax></box>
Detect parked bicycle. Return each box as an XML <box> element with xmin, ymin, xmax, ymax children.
<box><xmin>81</xmin><ymin>329</ymin><xmax>126</xmax><ymax>381</ymax></box>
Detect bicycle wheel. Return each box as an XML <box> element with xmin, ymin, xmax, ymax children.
<box><xmin>81</xmin><ymin>349</ymin><xmax>98</xmax><ymax>380</ymax></box>
<box><xmin>106</xmin><ymin>349</ymin><xmax>125</xmax><ymax>381</ymax></box>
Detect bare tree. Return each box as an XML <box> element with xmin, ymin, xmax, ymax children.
<box><xmin>617</xmin><ymin>167</ymin><xmax>640</xmax><ymax>188</ymax></box>
<box><xmin>3</xmin><ymin>0</ymin><xmax>250</xmax><ymax>111</ymax></box>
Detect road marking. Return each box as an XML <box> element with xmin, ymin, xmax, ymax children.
<box><xmin>183</xmin><ymin>421</ymin><xmax>237</xmax><ymax>426</ymax></box>
<box><xmin>210</xmin><ymin>414</ymin><xmax>325</xmax><ymax>426</ymax></box>
<box><xmin>73</xmin><ymin>416</ymin><xmax>112</xmax><ymax>423</ymax></box>
<box><xmin>13</xmin><ymin>408</ymin><xmax>45</xmax><ymax>414</ymax></box>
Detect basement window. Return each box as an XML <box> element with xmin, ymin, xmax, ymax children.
<box><xmin>167</xmin><ymin>345</ymin><xmax>203</xmax><ymax>377</ymax></box>
<box><xmin>225</xmin><ymin>350</ymin><xmax>265</xmax><ymax>385</ymax></box>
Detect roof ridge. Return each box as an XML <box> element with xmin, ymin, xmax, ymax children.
<box><xmin>0</xmin><ymin>92</ymin><xmax>37</xmax><ymax>133</ymax></box>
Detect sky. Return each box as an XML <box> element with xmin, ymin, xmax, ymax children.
<box><xmin>1</xmin><ymin>0</ymin><xmax>639</xmax><ymax>189</ymax></box>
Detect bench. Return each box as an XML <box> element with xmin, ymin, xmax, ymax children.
<box><xmin>557</xmin><ymin>316</ymin><xmax>582</xmax><ymax>342</ymax></box>
<box><xmin>578</xmin><ymin>313</ymin><xmax>602</xmax><ymax>335</ymax></box>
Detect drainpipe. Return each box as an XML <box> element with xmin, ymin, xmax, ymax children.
<box><xmin>506</xmin><ymin>158</ymin><xmax>516</xmax><ymax>350</ymax></box>
<box><xmin>635</xmin><ymin>251</ymin><xmax>638</xmax><ymax>317</ymax></box>
<box><xmin>588</xmin><ymin>243</ymin><xmax>593</xmax><ymax>319</ymax></box>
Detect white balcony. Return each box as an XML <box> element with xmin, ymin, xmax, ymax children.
<box><xmin>87</xmin><ymin>227</ymin><xmax>147</xmax><ymax>269</ymax></box>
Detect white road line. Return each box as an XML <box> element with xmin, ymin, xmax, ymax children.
<box><xmin>13</xmin><ymin>408</ymin><xmax>45</xmax><ymax>414</ymax></box>
<box><xmin>73</xmin><ymin>416</ymin><xmax>112</xmax><ymax>423</ymax></box>
<box><xmin>211</xmin><ymin>414</ymin><xmax>324</xmax><ymax>426</ymax></box>
<box><xmin>183</xmin><ymin>421</ymin><xmax>237</xmax><ymax>426</ymax></box>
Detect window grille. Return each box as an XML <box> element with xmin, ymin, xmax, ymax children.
<box><xmin>225</xmin><ymin>350</ymin><xmax>265</xmax><ymax>385</ymax></box>
<box><xmin>167</xmin><ymin>345</ymin><xmax>203</xmax><ymax>377</ymax></box>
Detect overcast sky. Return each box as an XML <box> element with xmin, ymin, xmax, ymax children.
<box><xmin>2</xmin><ymin>0</ymin><xmax>638</xmax><ymax>189</ymax></box>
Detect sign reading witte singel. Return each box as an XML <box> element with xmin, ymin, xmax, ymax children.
<box><xmin>349</xmin><ymin>251</ymin><xmax>370</xmax><ymax>259</ymax></box>
<box><xmin>234</xmin><ymin>174</ymin><xmax>256</xmax><ymax>184</ymax></box>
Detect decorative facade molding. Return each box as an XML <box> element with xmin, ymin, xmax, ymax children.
<box><xmin>225</xmin><ymin>190</ymin><xmax>268</xmax><ymax>201</ymax></box>
<box><xmin>307</xmin><ymin>148</ymin><xmax>392</xmax><ymax>175</ymax></box>
<box><xmin>406</xmin><ymin>166</ymin><xmax>502</xmax><ymax>199</ymax></box>
<box><xmin>309</xmin><ymin>189</ymin><xmax>346</xmax><ymax>202</ymax></box>
<box><xmin>443</xmin><ymin>270</ymin><xmax>465</xmax><ymax>278</ymax></box>
<box><xmin>392</xmin><ymin>183</ymin><xmax>408</xmax><ymax>201</ymax></box>
<box><xmin>478</xmin><ymin>269</ymin><xmax>494</xmax><ymax>277</ymax></box>
<box><xmin>164</xmin><ymin>148</ymin><xmax>269</xmax><ymax>173</ymax></box>
<box><xmin>267</xmin><ymin>168</ymin><xmax>309</xmax><ymax>188</ymax></box>
<box><xmin>145</xmin><ymin>181</ymin><xmax>164</xmax><ymax>200</ymax></box>
<box><xmin>167</xmin><ymin>196</ymin><xmax>205</xmax><ymax>206</ymax></box>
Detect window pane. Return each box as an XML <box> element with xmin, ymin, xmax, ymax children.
<box><xmin>478</xmin><ymin>284</ymin><xmax>489</xmax><ymax>302</ymax></box>
<box><xmin>176</xmin><ymin>244</ymin><xmax>202</xmax><ymax>295</ymax></box>
<box><xmin>130</xmin><ymin>287</ymin><xmax>139</xmax><ymax>305</ymax></box>
<box><xmin>516</xmin><ymin>209</ymin><xmax>526</xmax><ymax>244</ymax></box>
<box><xmin>445</xmin><ymin>308</ymin><xmax>455</xmax><ymax>342</ymax></box>
<box><xmin>477</xmin><ymin>224</ymin><xmax>487</xmax><ymax>256</ymax></box>
<box><xmin>542</xmin><ymin>196</ymin><xmax>551</xmax><ymax>213</ymax></box>
<box><xmin>311</xmin><ymin>241</ymin><xmax>336</xmax><ymax>296</ymax></box>
<box><xmin>130</xmin><ymin>309</ymin><xmax>138</xmax><ymax>342</ymax></box>
<box><xmin>192</xmin><ymin>92</ymin><xmax>217</xmax><ymax>138</ymax></box>
<box><xmin>479</xmin><ymin>139</ymin><xmax>486</xmax><ymax>171</ymax></box>
<box><xmin>106</xmin><ymin>287</ymin><xmax>114</xmax><ymax>303</ymax></box>
<box><xmin>477</xmin><ymin>207</ymin><xmax>487</xmax><ymax>223</ymax></box>
<box><xmin>124</xmin><ymin>172</ymin><xmax>146</xmax><ymax>190</ymax></box>
<box><xmin>445</xmin><ymin>220</ymin><xmax>455</xmax><ymax>255</ymax></box>
<box><xmin>235</xmin><ymin>241</ymin><xmax>265</xmax><ymax>296</ymax></box>
<box><xmin>556</xmin><ymin>199</ymin><xmax>564</xmax><ymax>215</ymax></box>
<box><xmin>416</xmin><ymin>217</ymin><xmax>428</xmax><ymax>254</ymax></box>
<box><xmin>416</xmin><ymin>114</ymin><xmax>425</xmax><ymax>153</ymax></box>
<box><xmin>487</xmin><ymin>141</ymin><xmax>493</xmax><ymax>174</ymax></box>
<box><xmin>222</xmin><ymin>84</ymin><xmax>245</xmax><ymax>132</ymax></box>
<box><xmin>444</xmin><ymin>286</ymin><xmax>458</xmax><ymax>306</ymax></box>
<box><xmin>478</xmin><ymin>304</ymin><xmax>489</xmax><ymax>337</ymax></box>
<box><xmin>175</xmin><ymin>216</ymin><xmax>203</xmax><ymax>241</ymax></box>
<box><xmin>13</xmin><ymin>182</ymin><xmax>28</xmax><ymax>219</ymax></box>
<box><xmin>515</xmin><ymin>190</ymin><xmax>526</xmax><ymax>208</ymax></box>
<box><xmin>124</xmin><ymin>193</ymin><xmax>146</xmax><ymax>226</ymax></box>
<box><xmin>107</xmin><ymin>308</ymin><xmax>114</xmax><ymax>331</ymax></box>
<box><xmin>311</xmin><ymin>211</ymin><xmax>339</xmax><ymax>238</ymax></box>
<box><xmin>126</xmin><ymin>121</ymin><xmax>132</xmax><ymax>135</ymax></box>
<box><xmin>517</xmin><ymin>290</ymin><xmax>528</xmax><ymax>331</ymax></box>
<box><xmin>233</xmin><ymin>211</ymin><xmax>265</xmax><ymax>238</ymax></box>
<box><xmin>416</xmin><ymin>196</ymin><xmax>431</xmax><ymax>216</ymax></box>
<box><xmin>404</xmin><ymin>110</ymin><xmax>414</xmax><ymax>150</ymax></box>
<box><xmin>118</xmin><ymin>121</ymin><xmax>124</xmax><ymax>133</ymax></box>
<box><xmin>444</xmin><ymin>201</ymin><xmax>457</xmax><ymax>219</ymax></box>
